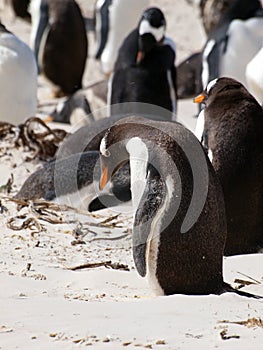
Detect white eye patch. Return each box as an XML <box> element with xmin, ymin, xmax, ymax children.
<box><xmin>100</xmin><ymin>136</ymin><xmax>110</xmax><ymax>157</ymax></box>
<box><xmin>139</xmin><ymin>19</ymin><xmax>165</xmax><ymax>42</ymax></box>
<box><xmin>206</xmin><ymin>78</ymin><xmax>218</xmax><ymax>94</ymax></box>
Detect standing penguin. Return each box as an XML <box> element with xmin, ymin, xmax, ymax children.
<box><xmin>29</xmin><ymin>0</ymin><xmax>88</xmax><ymax>97</ymax></box>
<box><xmin>201</xmin><ymin>0</ymin><xmax>263</xmax><ymax>91</ymax></box>
<box><xmin>98</xmin><ymin>116</ymin><xmax>262</xmax><ymax>297</ymax></box>
<box><xmin>0</xmin><ymin>22</ymin><xmax>37</xmax><ymax>124</ymax></box>
<box><xmin>94</xmin><ymin>0</ymin><xmax>149</xmax><ymax>76</ymax></box>
<box><xmin>194</xmin><ymin>77</ymin><xmax>263</xmax><ymax>256</ymax></box>
<box><xmin>109</xmin><ymin>7</ymin><xmax>177</xmax><ymax>121</ymax></box>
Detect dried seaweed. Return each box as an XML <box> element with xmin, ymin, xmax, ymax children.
<box><xmin>236</xmin><ymin>271</ymin><xmax>261</xmax><ymax>285</ymax></box>
<box><xmin>0</xmin><ymin>117</ymin><xmax>68</xmax><ymax>160</ymax></box>
<box><xmin>220</xmin><ymin>318</ymin><xmax>263</xmax><ymax>329</ymax></box>
<box><xmin>0</xmin><ymin>121</ymin><xmax>16</xmax><ymax>139</ymax></box>
<box><xmin>0</xmin><ymin>200</ymin><xmax>8</xmax><ymax>214</ymax></box>
<box><xmin>234</xmin><ymin>278</ymin><xmax>258</xmax><ymax>289</ymax></box>
<box><xmin>67</xmin><ymin>260</ymin><xmax>130</xmax><ymax>271</ymax></box>
<box><xmin>89</xmin><ymin>233</ymin><xmax>129</xmax><ymax>242</ymax></box>
<box><xmin>220</xmin><ymin>329</ymin><xmax>240</xmax><ymax>340</ymax></box>
<box><xmin>0</xmin><ymin>174</ymin><xmax>14</xmax><ymax>194</ymax></box>
<box><xmin>7</xmin><ymin>215</ymin><xmax>44</xmax><ymax>232</ymax></box>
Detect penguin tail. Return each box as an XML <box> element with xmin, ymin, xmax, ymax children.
<box><xmin>222</xmin><ymin>282</ymin><xmax>263</xmax><ymax>299</ymax></box>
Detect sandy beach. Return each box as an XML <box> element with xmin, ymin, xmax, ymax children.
<box><xmin>0</xmin><ymin>1</ymin><xmax>263</xmax><ymax>349</ymax></box>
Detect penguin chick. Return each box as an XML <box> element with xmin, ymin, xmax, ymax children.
<box><xmin>16</xmin><ymin>151</ymin><xmax>131</xmax><ymax>210</ymax></box>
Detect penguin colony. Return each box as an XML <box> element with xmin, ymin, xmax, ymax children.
<box><xmin>3</xmin><ymin>0</ymin><xmax>263</xmax><ymax>297</ymax></box>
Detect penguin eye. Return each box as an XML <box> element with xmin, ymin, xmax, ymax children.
<box><xmin>101</xmin><ymin>149</ymin><xmax>110</xmax><ymax>158</ymax></box>
<box><xmin>105</xmin><ymin>149</ymin><xmax>111</xmax><ymax>157</ymax></box>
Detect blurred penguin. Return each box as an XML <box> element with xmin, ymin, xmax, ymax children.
<box><xmin>199</xmin><ymin>0</ymin><xmax>233</xmax><ymax>34</ymax></box>
<box><xmin>109</xmin><ymin>7</ymin><xmax>177</xmax><ymax>121</ymax></box>
<box><xmin>94</xmin><ymin>0</ymin><xmax>149</xmax><ymax>76</ymax></box>
<box><xmin>29</xmin><ymin>0</ymin><xmax>88</xmax><ymax>97</ymax></box>
<box><xmin>201</xmin><ymin>0</ymin><xmax>263</xmax><ymax>91</ymax></box>
<box><xmin>0</xmin><ymin>22</ymin><xmax>37</xmax><ymax>124</ymax></box>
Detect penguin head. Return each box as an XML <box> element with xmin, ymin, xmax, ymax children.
<box><xmin>99</xmin><ymin>125</ymin><xmax>130</xmax><ymax>190</ymax></box>
<box><xmin>137</xmin><ymin>7</ymin><xmax>166</xmax><ymax>63</ymax></box>
<box><xmin>194</xmin><ymin>77</ymin><xmax>247</xmax><ymax>107</ymax></box>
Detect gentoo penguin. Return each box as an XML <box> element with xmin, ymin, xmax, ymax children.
<box><xmin>246</xmin><ymin>46</ymin><xmax>263</xmax><ymax>104</ymax></box>
<box><xmin>0</xmin><ymin>22</ymin><xmax>37</xmax><ymax>124</ymax></box>
<box><xmin>10</xmin><ymin>0</ymin><xmax>31</xmax><ymax>21</ymax></box>
<box><xmin>16</xmin><ymin>151</ymin><xmax>131</xmax><ymax>210</ymax></box>
<box><xmin>199</xmin><ymin>0</ymin><xmax>232</xmax><ymax>34</ymax></box>
<box><xmin>98</xmin><ymin>115</ymin><xmax>262</xmax><ymax>297</ymax></box>
<box><xmin>201</xmin><ymin>0</ymin><xmax>263</xmax><ymax>91</ymax></box>
<box><xmin>94</xmin><ymin>0</ymin><xmax>149</xmax><ymax>76</ymax></box>
<box><xmin>194</xmin><ymin>77</ymin><xmax>263</xmax><ymax>256</ymax></box>
<box><xmin>29</xmin><ymin>0</ymin><xmax>88</xmax><ymax>96</ymax></box>
<box><xmin>109</xmin><ymin>7</ymin><xmax>177</xmax><ymax>121</ymax></box>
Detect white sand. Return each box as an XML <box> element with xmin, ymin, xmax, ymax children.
<box><xmin>0</xmin><ymin>1</ymin><xmax>263</xmax><ymax>349</ymax></box>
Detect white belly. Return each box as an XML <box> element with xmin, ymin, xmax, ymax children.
<box><xmin>246</xmin><ymin>46</ymin><xmax>263</xmax><ymax>104</ymax></box>
<box><xmin>220</xmin><ymin>18</ymin><xmax>263</xmax><ymax>88</ymax></box>
<box><xmin>0</xmin><ymin>33</ymin><xmax>38</xmax><ymax>124</ymax></box>
<box><xmin>100</xmin><ymin>0</ymin><xmax>149</xmax><ymax>74</ymax></box>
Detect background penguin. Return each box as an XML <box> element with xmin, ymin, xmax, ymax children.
<box><xmin>48</xmin><ymin>90</ymin><xmax>93</xmax><ymax>125</ymax></box>
<box><xmin>176</xmin><ymin>52</ymin><xmax>203</xmax><ymax>99</ymax></box>
<box><xmin>15</xmin><ymin>151</ymin><xmax>131</xmax><ymax>211</ymax></box>
<box><xmin>98</xmin><ymin>115</ymin><xmax>261</xmax><ymax>298</ymax></box>
<box><xmin>194</xmin><ymin>77</ymin><xmax>263</xmax><ymax>256</ymax></box>
<box><xmin>0</xmin><ymin>21</ymin><xmax>38</xmax><ymax>124</ymax></box>
<box><xmin>109</xmin><ymin>7</ymin><xmax>177</xmax><ymax>121</ymax></box>
<box><xmin>199</xmin><ymin>0</ymin><xmax>233</xmax><ymax>34</ymax></box>
<box><xmin>29</xmin><ymin>0</ymin><xmax>88</xmax><ymax>97</ymax></box>
<box><xmin>94</xmin><ymin>0</ymin><xmax>149</xmax><ymax>76</ymax></box>
<box><xmin>201</xmin><ymin>0</ymin><xmax>263</xmax><ymax>91</ymax></box>
<box><xmin>56</xmin><ymin>104</ymin><xmax>175</xmax><ymax>161</ymax></box>
<box><xmin>246</xmin><ymin>46</ymin><xmax>263</xmax><ymax>104</ymax></box>
<box><xmin>10</xmin><ymin>0</ymin><xmax>31</xmax><ymax>21</ymax></box>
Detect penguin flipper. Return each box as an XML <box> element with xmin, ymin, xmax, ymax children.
<box><xmin>133</xmin><ymin>165</ymin><xmax>165</xmax><ymax>277</ymax></box>
<box><xmin>95</xmin><ymin>0</ymin><xmax>110</xmax><ymax>59</ymax></box>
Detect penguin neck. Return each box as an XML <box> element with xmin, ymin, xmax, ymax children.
<box><xmin>126</xmin><ymin>137</ymin><xmax>149</xmax><ymax>213</ymax></box>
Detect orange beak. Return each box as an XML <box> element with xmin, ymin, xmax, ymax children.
<box><xmin>99</xmin><ymin>166</ymin><xmax>109</xmax><ymax>190</ymax></box>
<box><xmin>193</xmin><ymin>93</ymin><xmax>206</xmax><ymax>104</ymax></box>
<box><xmin>44</xmin><ymin>115</ymin><xmax>54</xmax><ymax>123</ymax></box>
<box><xmin>136</xmin><ymin>51</ymin><xmax>144</xmax><ymax>64</ymax></box>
